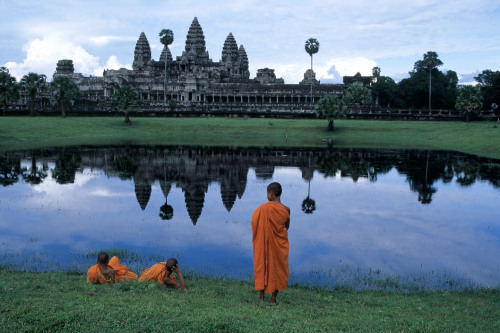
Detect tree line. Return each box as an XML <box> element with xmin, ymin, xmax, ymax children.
<box><xmin>314</xmin><ymin>51</ymin><xmax>500</xmax><ymax>130</ymax></box>
<box><xmin>1</xmin><ymin>50</ymin><xmax>499</xmax><ymax>125</ymax></box>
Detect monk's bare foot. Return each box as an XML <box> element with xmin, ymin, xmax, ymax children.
<box><xmin>270</xmin><ymin>299</ymin><xmax>279</xmax><ymax>306</ymax></box>
<box><xmin>258</xmin><ymin>290</ymin><xmax>265</xmax><ymax>302</ymax></box>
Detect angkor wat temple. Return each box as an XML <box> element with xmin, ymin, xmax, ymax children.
<box><xmin>54</xmin><ymin>17</ymin><xmax>343</xmax><ymax>115</ymax></box>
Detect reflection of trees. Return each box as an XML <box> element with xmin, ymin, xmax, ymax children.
<box><xmin>6</xmin><ymin>146</ymin><xmax>500</xmax><ymax>221</ymax></box>
<box><xmin>159</xmin><ymin>169</ymin><xmax>173</xmax><ymax>220</ymax></box>
<box><xmin>301</xmin><ymin>157</ymin><xmax>316</xmax><ymax>214</ymax></box>
<box><xmin>0</xmin><ymin>155</ymin><xmax>21</xmax><ymax>186</ymax></box>
<box><xmin>395</xmin><ymin>151</ymin><xmax>441</xmax><ymax>204</ymax></box>
<box><xmin>453</xmin><ymin>158</ymin><xmax>481</xmax><ymax>187</ymax></box>
<box><xmin>113</xmin><ymin>149</ymin><xmax>138</xmax><ymax>180</ymax></box>
<box><xmin>302</xmin><ymin>196</ymin><xmax>316</xmax><ymax>214</ymax></box>
<box><xmin>22</xmin><ymin>154</ymin><xmax>48</xmax><ymax>185</ymax></box>
<box><xmin>51</xmin><ymin>149</ymin><xmax>81</xmax><ymax>184</ymax></box>
<box><xmin>314</xmin><ymin>149</ymin><xmax>392</xmax><ymax>181</ymax></box>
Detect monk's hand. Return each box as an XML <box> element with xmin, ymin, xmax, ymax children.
<box><xmin>171</xmin><ymin>265</ymin><xmax>179</xmax><ymax>273</ymax></box>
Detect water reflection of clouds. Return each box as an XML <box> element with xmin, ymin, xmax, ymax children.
<box><xmin>1</xmin><ymin>160</ymin><xmax>499</xmax><ymax>289</ymax></box>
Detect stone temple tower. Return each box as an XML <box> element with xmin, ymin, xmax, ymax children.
<box><xmin>221</xmin><ymin>33</ymin><xmax>250</xmax><ymax>79</ymax></box>
<box><xmin>238</xmin><ymin>45</ymin><xmax>250</xmax><ymax>78</ymax></box>
<box><xmin>221</xmin><ymin>33</ymin><xmax>239</xmax><ymax>73</ymax></box>
<box><xmin>133</xmin><ymin>32</ymin><xmax>152</xmax><ymax>71</ymax></box>
<box><xmin>182</xmin><ymin>17</ymin><xmax>210</xmax><ymax>64</ymax></box>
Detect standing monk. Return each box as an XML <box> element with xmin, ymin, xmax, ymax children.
<box><xmin>251</xmin><ymin>182</ymin><xmax>290</xmax><ymax>304</ymax></box>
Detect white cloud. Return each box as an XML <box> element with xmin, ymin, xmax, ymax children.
<box><xmin>89</xmin><ymin>35</ymin><xmax>137</xmax><ymax>46</ymax></box>
<box><xmin>4</xmin><ymin>37</ymin><xmax>130</xmax><ymax>80</ymax></box>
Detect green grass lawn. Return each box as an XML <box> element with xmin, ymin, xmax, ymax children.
<box><xmin>1</xmin><ymin>116</ymin><xmax>499</xmax><ymax>159</ymax></box>
<box><xmin>0</xmin><ymin>271</ymin><xmax>498</xmax><ymax>332</ymax></box>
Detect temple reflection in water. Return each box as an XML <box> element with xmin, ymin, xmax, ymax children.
<box><xmin>1</xmin><ymin>146</ymin><xmax>499</xmax><ymax>225</ymax></box>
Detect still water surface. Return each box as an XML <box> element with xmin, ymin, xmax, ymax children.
<box><xmin>0</xmin><ymin>146</ymin><xmax>499</xmax><ymax>290</ymax></box>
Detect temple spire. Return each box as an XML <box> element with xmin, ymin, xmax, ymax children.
<box><xmin>160</xmin><ymin>45</ymin><xmax>173</xmax><ymax>63</ymax></box>
<box><xmin>184</xmin><ymin>17</ymin><xmax>209</xmax><ymax>62</ymax></box>
<box><xmin>221</xmin><ymin>33</ymin><xmax>239</xmax><ymax>64</ymax></box>
<box><xmin>133</xmin><ymin>32</ymin><xmax>151</xmax><ymax>71</ymax></box>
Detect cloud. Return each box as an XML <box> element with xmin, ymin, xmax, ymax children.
<box><xmin>4</xmin><ymin>36</ymin><xmax>130</xmax><ymax>80</ymax></box>
<box><xmin>458</xmin><ymin>71</ymin><xmax>480</xmax><ymax>85</ymax></box>
<box><xmin>89</xmin><ymin>35</ymin><xmax>137</xmax><ymax>46</ymax></box>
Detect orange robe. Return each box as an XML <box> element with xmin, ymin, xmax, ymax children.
<box><xmin>251</xmin><ymin>201</ymin><xmax>290</xmax><ymax>293</ymax></box>
<box><xmin>86</xmin><ymin>256</ymin><xmax>137</xmax><ymax>283</ymax></box>
<box><xmin>138</xmin><ymin>262</ymin><xmax>175</xmax><ymax>284</ymax></box>
<box><xmin>108</xmin><ymin>256</ymin><xmax>138</xmax><ymax>282</ymax></box>
<box><xmin>86</xmin><ymin>264</ymin><xmax>114</xmax><ymax>284</ymax></box>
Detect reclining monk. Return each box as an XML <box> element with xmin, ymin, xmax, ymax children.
<box><xmin>108</xmin><ymin>255</ymin><xmax>138</xmax><ymax>282</ymax></box>
<box><xmin>251</xmin><ymin>182</ymin><xmax>290</xmax><ymax>304</ymax></box>
<box><xmin>138</xmin><ymin>258</ymin><xmax>186</xmax><ymax>289</ymax></box>
<box><xmin>87</xmin><ymin>251</ymin><xmax>137</xmax><ymax>284</ymax></box>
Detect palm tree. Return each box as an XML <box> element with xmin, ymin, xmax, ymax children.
<box><xmin>372</xmin><ymin>67</ymin><xmax>381</xmax><ymax>105</ymax></box>
<box><xmin>159</xmin><ymin>29</ymin><xmax>174</xmax><ymax>104</ymax></box>
<box><xmin>0</xmin><ymin>67</ymin><xmax>19</xmax><ymax>116</ymax></box>
<box><xmin>421</xmin><ymin>51</ymin><xmax>443</xmax><ymax>112</ymax></box>
<box><xmin>50</xmin><ymin>75</ymin><xmax>80</xmax><ymax>117</ymax></box>
<box><xmin>20</xmin><ymin>72</ymin><xmax>46</xmax><ymax>116</ymax></box>
<box><xmin>305</xmin><ymin>38</ymin><xmax>320</xmax><ymax>105</ymax></box>
<box><xmin>113</xmin><ymin>84</ymin><xmax>139</xmax><ymax>124</ymax></box>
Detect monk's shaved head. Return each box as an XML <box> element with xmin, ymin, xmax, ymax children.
<box><xmin>166</xmin><ymin>258</ymin><xmax>179</xmax><ymax>271</ymax></box>
<box><xmin>267</xmin><ymin>182</ymin><xmax>282</xmax><ymax>197</ymax></box>
<box><xmin>97</xmin><ymin>252</ymin><xmax>109</xmax><ymax>264</ymax></box>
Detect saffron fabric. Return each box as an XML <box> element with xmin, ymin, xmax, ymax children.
<box><xmin>251</xmin><ymin>201</ymin><xmax>290</xmax><ymax>293</ymax></box>
<box><xmin>108</xmin><ymin>256</ymin><xmax>138</xmax><ymax>282</ymax></box>
<box><xmin>138</xmin><ymin>262</ymin><xmax>175</xmax><ymax>284</ymax></box>
<box><xmin>86</xmin><ymin>264</ymin><xmax>113</xmax><ymax>284</ymax></box>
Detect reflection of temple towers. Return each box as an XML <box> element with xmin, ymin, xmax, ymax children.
<box><xmin>220</xmin><ymin>167</ymin><xmax>248</xmax><ymax>212</ymax></box>
<box><xmin>133</xmin><ymin>160</ymin><xmax>155</xmax><ymax>211</ymax></box>
<box><xmin>220</xmin><ymin>177</ymin><xmax>238</xmax><ymax>212</ymax></box>
<box><xmin>254</xmin><ymin>166</ymin><xmax>275</xmax><ymax>179</ymax></box>
<box><xmin>179</xmin><ymin>181</ymin><xmax>208</xmax><ymax>225</ymax></box>
<box><xmin>159</xmin><ymin>179</ymin><xmax>172</xmax><ymax>199</ymax></box>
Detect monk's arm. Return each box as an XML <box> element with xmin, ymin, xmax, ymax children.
<box><xmin>164</xmin><ymin>266</ymin><xmax>187</xmax><ymax>289</ymax></box>
<box><xmin>285</xmin><ymin>206</ymin><xmax>291</xmax><ymax>230</ymax></box>
<box><xmin>102</xmin><ymin>267</ymin><xmax>116</xmax><ymax>282</ymax></box>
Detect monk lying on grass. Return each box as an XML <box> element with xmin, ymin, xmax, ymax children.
<box><xmin>138</xmin><ymin>258</ymin><xmax>186</xmax><ymax>289</ymax></box>
<box><xmin>87</xmin><ymin>251</ymin><xmax>138</xmax><ymax>284</ymax></box>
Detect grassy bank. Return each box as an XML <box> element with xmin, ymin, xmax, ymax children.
<box><xmin>1</xmin><ymin>117</ymin><xmax>499</xmax><ymax>159</ymax></box>
<box><xmin>0</xmin><ymin>271</ymin><xmax>498</xmax><ymax>332</ymax></box>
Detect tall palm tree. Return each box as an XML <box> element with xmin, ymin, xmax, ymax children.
<box><xmin>305</xmin><ymin>38</ymin><xmax>320</xmax><ymax>105</ymax></box>
<box><xmin>159</xmin><ymin>29</ymin><xmax>174</xmax><ymax>104</ymax></box>
<box><xmin>422</xmin><ymin>51</ymin><xmax>443</xmax><ymax>112</ymax></box>
<box><xmin>20</xmin><ymin>72</ymin><xmax>46</xmax><ymax>116</ymax></box>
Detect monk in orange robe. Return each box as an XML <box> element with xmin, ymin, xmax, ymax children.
<box><xmin>87</xmin><ymin>252</ymin><xmax>116</xmax><ymax>284</ymax></box>
<box><xmin>108</xmin><ymin>256</ymin><xmax>138</xmax><ymax>282</ymax></box>
<box><xmin>87</xmin><ymin>252</ymin><xmax>137</xmax><ymax>284</ymax></box>
<box><xmin>138</xmin><ymin>258</ymin><xmax>186</xmax><ymax>289</ymax></box>
<box><xmin>251</xmin><ymin>182</ymin><xmax>290</xmax><ymax>304</ymax></box>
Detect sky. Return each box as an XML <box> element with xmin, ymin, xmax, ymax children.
<box><xmin>1</xmin><ymin>0</ymin><xmax>499</xmax><ymax>85</ymax></box>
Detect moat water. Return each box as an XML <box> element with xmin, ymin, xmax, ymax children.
<box><xmin>1</xmin><ymin>146</ymin><xmax>499</xmax><ymax>290</ymax></box>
